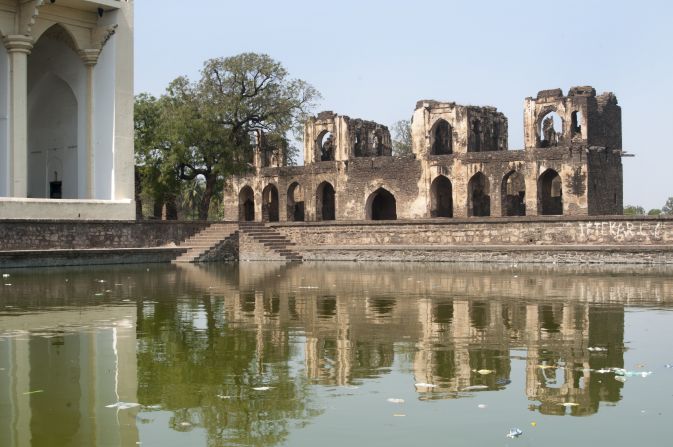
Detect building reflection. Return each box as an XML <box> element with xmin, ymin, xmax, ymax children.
<box><xmin>1</xmin><ymin>262</ymin><xmax>672</xmax><ymax>447</ymax></box>
<box><xmin>0</xmin><ymin>306</ymin><xmax>138</xmax><ymax>447</ymax></box>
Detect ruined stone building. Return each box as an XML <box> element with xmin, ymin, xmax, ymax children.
<box><xmin>223</xmin><ymin>86</ymin><xmax>624</xmax><ymax>222</ymax></box>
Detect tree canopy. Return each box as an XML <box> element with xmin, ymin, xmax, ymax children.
<box><xmin>391</xmin><ymin>119</ymin><xmax>412</xmax><ymax>156</ymax></box>
<box><xmin>135</xmin><ymin>53</ymin><xmax>320</xmax><ymax>220</ymax></box>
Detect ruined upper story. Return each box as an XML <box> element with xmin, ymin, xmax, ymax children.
<box><xmin>303</xmin><ymin>111</ymin><xmax>392</xmax><ymax>164</ymax></box>
<box><xmin>263</xmin><ymin>85</ymin><xmax>621</xmax><ymax>169</ymax></box>
<box><xmin>524</xmin><ymin>86</ymin><xmax>621</xmax><ymax>150</ymax></box>
<box><xmin>411</xmin><ymin>101</ymin><xmax>508</xmax><ymax>157</ymax></box>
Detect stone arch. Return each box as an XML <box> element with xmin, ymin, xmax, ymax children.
<box><xmin>366</xmin><ymin>187</ymin><xmax>397</xmax><ymax>220</ymax></box>
<box><xmin>538</xmin><ymin>169</ymin><xmax>563</xmax><ymax>215</ymax></box>
<box><xmin>501</xmin><ymin>171</ymin><xmax>526</xmax><ymax>216</ymax></box>
<box><xmin>316</xmin><ymin>181</ymin><xmax>336</xmax><ymax>221</ymax></box>
<box><xmin>27</xmin><ymin>72</ymin><xmax>78</xmax><ymax>198</ymax></box>
<box><xmin>286</xmin><ymin>181</ymin><xmax>304</xmax><ymax>222</ymax></box>
<box><xmin>316</xmin><ymin>130</ymin><xmax>335</xmax><ymax>161</ymax></box>
<box><xmin>468</xmin><ymin>172</ymin><xmax>490</xmax><ymax>217</ymax></box>
<box><xmin>430</xmin><ymin>175</ymin><xmax>453</xmax><ymax>217</ymax></box>
<box><xmin>238</xmin><ymin>186</ymin><xmax>255</xmax><ymax>221</ymax></box>
<box><xmin>536</xmin><ymin>107</ymin><xmax>564</xmax><ymax>148</ymax></box>
<box><xmin>32</xmin><ymin>23</ymin><xmax>84</xmax><ymax>54</ymax></box>
<box><xmin>430</xmin><ymin>119</ymin><xmax>452</xmax><ymax>155</ymax></box>
<box><xmin>262</xmin><ymin>183</ymin><xmax>279</xmax><ymax>222</ymax></box>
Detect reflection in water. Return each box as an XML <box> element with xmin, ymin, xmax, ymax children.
<box><xmin>0</xmin><ymin>262</ymin><xmax>672</xmax><ymax>446</ymax></box>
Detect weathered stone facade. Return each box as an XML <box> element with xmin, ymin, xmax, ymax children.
<box><xmin>224</xmin><ymin>86</ymin><xmax>624</xmax><ymax>222</ymax></box>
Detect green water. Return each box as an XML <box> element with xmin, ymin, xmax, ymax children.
<box><xmin>1</xmin><ymin>262</ymin><xmax>673</xmax><ymax>446</ymax></box>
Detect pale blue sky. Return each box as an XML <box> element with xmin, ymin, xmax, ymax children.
<box><xmin>135</xmin><ymin>0</ymin><xmax>673</xmax><ymax>210</ymax></box>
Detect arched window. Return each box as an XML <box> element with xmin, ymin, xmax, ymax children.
<box><xmin>27</xmin><ymin>24</ymin><xmax>84</xmax><ymax>199</ymax></box>
<box><xmin>468</xmin><ymin>172</ymin><xmax>490</xmax><ymax>217</ymax></box>
<box><xmin>366</xmin><ymin>187</ymin><xmax>397</xmax><ymax>220</ymax></box>
<box><xmin>571</xmin><ymin>111</ymin><xmax>582</xmax><ymax>139</ymax></box>
<box><xmin>238</xmin><ymin>186</ymin><xmax>255</xmax><ymax>221</ymax></box>
<box><xmin>316</xmin><ymin>181</ymin><xmax>335</xmax><ymax>221</ymax></box>
<box><xmin>430</xmin><ymin>176</ymin><xmax>453</xmax><ymax>217</ymax></box>
<box><xmin>317</xmin><ymin>130</ymin><xmax>335</xmax><ymax>161</ymax></box>
<box><xmin>262</xmin><ymin>184</ymin><xmax>279</xmax><ymax>222</ymax></box>
<box><xmin>287</xmin><ymin>182</ymin><xmax>304</xmax><ymax>222</ymax></box>
<box><xmin>430</xmin><ymin>119</ymin><xmax>452</xmax><ymax>155</ymax></box>
<box><xmin>538</xmin><ymin>111</ymin><xmax>563</xmax><ymax>148</ymax></box>
<box><xmin>538</xmin><ymin>169</ymin><xmax>563</xmax><ymax>215</ymax></box>
<box><xmin>501</xmin><ymin>171</ymin><xmax>526</xmax><ymax>216</ymax></box>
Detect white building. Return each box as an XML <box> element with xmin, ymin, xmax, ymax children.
<box><xmin>0</xmin><ymin>0</ymin><xmax>134</xmax><ymax>219</ymax></box>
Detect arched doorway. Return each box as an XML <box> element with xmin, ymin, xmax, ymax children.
<box><xmin>538</xmin><ymin>169</ymin><xmax>563</xmax><ymax>215</ymax></box>
<box><xmin>367</xmin><ymin>188</ymin><xmax>397</xmax><ymax>220</ymax></box>
<box><xmin>317</xmin><ymin>130</ymin><xmax>335</xmax><ymax>161</ymax></box>
<box><xmin>262</xmin><ymin>184</ymin><xmax>279</xmax><ymax>222</ymax></box>
<box><xmin>287</xmin><ymin>182</ymin><xmax>304</xmax><ymax>222</ymax></box>
<box><xmin>538</xmin><ymin>110</ymin><xmax>563</xmax><ymax>147</ymax></box>
<box><xmin>28</xmin><ymin>25</ymin><xmax>84</xmax><ymax>199</ymax></box>
<box><xmin>468</xmin><ymin>172</ymin><xmax>490</xmax><ymax>217</ymax></box>
<box><xmin>501</xmin><ymin>171</ymin><xmax>526</xmax><ymax>216</ymax></box>
<box><xmin>316</xmin><ymin>181</ymin><xmax>335</xmax><ymax>221</ymax></box>
<box><xmin>238</xmin><ymin>186</ymin><xmax>255</xmax><ymax>221</ymax></box>
<box><xmin>430</xmin><ymin>175</ymin><xmax>453</xmax><ymax>217</ymax></box>
<box><xmin>430</xmin><ymin>119</ymin><xmax>452</xmax><ymax>155</ymax></box>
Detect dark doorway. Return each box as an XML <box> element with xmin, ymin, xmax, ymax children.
<box><xmin>501</xmin><ymin>171</ymin><xmax>526</xmax><ymax>216</ymax></box>
<box><xmin>431</xmin><ymin>119</ymin><xmax>452</xmax><ymax>155</ymax></box>
<box><xmin>316</xmin><ymin>182</ymin><xmax>336</xmax><ymax>221</ymax></box>
<box><xmin>262</xmin><ymin>184</ymin><xmax>279</xmax><ymax>222</ymax></box>
<box><xmin>538</xmin><ymin>169</ymin><xmax>563</xmax><ymax>215</ymax></box>
<box><xmin>468</xmin><ymin>172</ymin><xmax>490</xmax><ymax>217</ymax></box>
<box><xmin>430</xmin><ymin>175</ymin><xmax>453</xmax><ymax>217</ymax></box>
<box><xmin>238</xmin><ymin>186</ymin><xmax>255</xmax><ymax>221</ymax></box>
<box><xmin>368</xmin><ymin>188</ymin><xmax>397</xmax><ymax>220</ymax></box>
<box><xmin>318</xmin><ymin>131</ymin><xmax>335</xmax><ymax>161</ymax></box>
<box><xmin>287</xmin><ymin>182</ymin><xmax>305</xmax><ymax>222</ymax></box>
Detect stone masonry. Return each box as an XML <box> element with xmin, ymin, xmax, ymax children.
<box><xmin>223</xmin><ymin>86</ymin><xmax>624</xmax><ymax>222</ymax></box>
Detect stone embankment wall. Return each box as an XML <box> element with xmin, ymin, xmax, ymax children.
<box><xmin>270</xmin><ymin>216</ymin><xmax>673</xmax><ymax>264</ymax></box>
<box><xmin>0</xmin><ymin>220</ymin><xmax>210</xmax><ymax>250</ymax></box>
<box><xmin>272</xmin><ymin>216</ymin><xmax>672</xmax><ymax>247</ymax></box>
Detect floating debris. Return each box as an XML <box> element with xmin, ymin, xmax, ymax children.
<box><xmin>531</xmin><ymin>421</ymin><xmax>537</xmax><ymax>427</ymax></box>
<box><xmin>414</xmin><ymin>383</ymin><xmax>437</xmax><ymax>388</ymax></box>
<box><xmin>588</xmin><ymin>346</ymin><xmax>608</xmax><ymax>352</ymax></box>
<box><xmin>387</xmin><ymin>398</ymin><xmax>405</xmax><ymax>404</ymax></box>
<box><xmin>144</xmin><ymin>404</ymin><xmax>162</xmax><ymax>410</ymax></box>
<box><xmin>537</xmin><ymin>364</ymin><xmax>555</xmax><ymax>370</ymax></box>
<box><xmin>615</xmin><ymin>376</ymin><xmax>627</xmax><ymax>383</ymax></box>
<box><xmin>23</xmin><ymin>390</ymin><xmax>44</xmax><ymax>395</ymax></box>
<box><xmin>2</xmin><ymin>273</ymin><xmax>9</xmax><ymax>278</ymax></box>
<box><xmin>105</xmin><ymin>402</ymin><xmax>140</xmax><ymax>410</ymax></box>
<box><xmin>217</xmin><ymin>395</ymin><xmax>232</xmax><ymax>399</ymax></box>
<box><xmin>506</xmin><ymin>428</ymin><xmax>523</xmax><ymax>439</ymax></box>
<box><xmin>4</xmin><ymin>284</ymin><xmax>12</xmax><ymax>286</ymax></box>
<box><xmin>477</xmin><ymin>404</ymin><xmax>487</xmax><ymax>409</ymax></box>
<box><xmin>559</xmin><ymin>402</ymin><xmax>579</xmax><ymax>407</ymax></box>
<box><xmin>474</xmin><ymin>369</ymin><xmax>494</xmax><ymax>375</ymax></box>
<box><xmin>297</xmin><ymin>286</ymin><xmax>319</xmax><ymax>289</ymax></box>
<box><xmin>252</xmin><ymin>386</ymin><xmax>272</xmax><ymax>391</ymax></box>
<box><xmin>393</xmin><ymin>413</ymin><xmax>406</xmax><ymax>417</ymax></box>
<box><xmin>462</xmin><ymin>385</ymin><xmax>489</xmax><ymax>391</ymax></box>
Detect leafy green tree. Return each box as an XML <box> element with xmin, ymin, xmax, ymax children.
<box><xmin>135</xmin><ymin>53</ymin><xmax>320</xmax><ymax>220</ymax></box>
<box><xmin>662</xmin><ymin>197</ymin><xmax>673</xmax><ymax>215</ymax></box>
<box><xmin>391</xmin><ymin>119</ymin><xmax>412</xmax><ymax>156</ymax></box>
<box><xmin>648</xmin><ymin>208</ymin><xmax>662</xmax><ymax>216</ymax></box>
<box><xmin>623</xmin><ymin>205</ymin><xmax>645</xmax><ymax>216</ymax></box>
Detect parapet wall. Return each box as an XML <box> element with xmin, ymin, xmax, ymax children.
<box><xmin>0</xmin><ymin>220</ymin><xmax>210</xmax><ymax>250</ymax></box>
<box><xmin>271</xmin><ymin>216</ymin><xmax>672</xmax><ymax>247</ymax></box>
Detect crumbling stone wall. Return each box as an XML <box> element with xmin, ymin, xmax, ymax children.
<box><xmin>224</xmin><ymin>86</ymin><xmax>624</xmax><ymax>222</ymax></box>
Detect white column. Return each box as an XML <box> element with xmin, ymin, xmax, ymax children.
<box><xmin>3</xmin><ymin>35</ymin><xmax>33</xmax><ymax>198</ymax></box>
<box><xmin>80</xmin><ymin>49</ymin><xmax>100</xmax><ymax>199</ymax></box>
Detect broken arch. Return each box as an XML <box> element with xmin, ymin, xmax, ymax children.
<box><xmin>262</xmin><ymin>184</ymin><xmax>279</xmax><ymax>222</ymax></box>
<box><xmin>430</xmin><ymin>175</ymin><xmax>453</xmax><ymax>217</ymax></box>
<box><xmin>501</xmin><ymin>171</ymin><xmax>526</xmax><ymax>216</ymax></box>
<box><xmin>468</xmin><ymin>172</ymin><xmax>490</xmax><ymax>217</ymax></box>
<box><xmin>238</xmin><ymin>186</ymin><xmax>255</xmax><ymax>221</ymax></box>
<box><xmin>316</xmin><ymin>181</ymin><xmax>336</xmax><ymax>221</ymax></box>
<box><xmin>538</xmin><ymin>169</ymin><xmax>563</xmax><ymax>215</ymax></box>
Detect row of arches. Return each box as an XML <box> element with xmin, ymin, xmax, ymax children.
<box><xmin>238</xmin><ymin>169</ymin><xmax>563</xmax><ymax>222</ymax></box>
<box><xmin>430</xmin><ymin>169</ymin><xmax>563</xmax><ymax>217</ymax></box>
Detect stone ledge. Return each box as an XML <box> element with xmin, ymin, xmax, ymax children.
<box><xmin>301</xmin><ymin>244</ymin><xmax>673</xmax><ymax>252</ymax></box>
<box><xmin>0</xmin><ymin>247</ymin><xmax>188</xmax><ymax>269</ymax></box>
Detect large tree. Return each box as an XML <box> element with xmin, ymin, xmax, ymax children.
<box><xmin>391</xmin><ymin>119</ymin><xmax>412</xmax><ymax>156</ymax></box>
<box><xmin>136</xmin><ymin>53</ymin><xmax>320</xmax><ymax>220</ymax></box>
<box><xmin>662</xmin><ymin>197</ymin><xmax>673</xmax><ymax>215</ymax></box>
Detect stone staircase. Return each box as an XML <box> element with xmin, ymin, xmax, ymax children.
<box><xmin>239</xmin><ymin>221</ymin><xmax>303</xmax><ymax>262</ymax></box>
<box><xmin>172</xmin><ymin>223</ymin><xmax>239</xmax><ymax>263</ymax></box>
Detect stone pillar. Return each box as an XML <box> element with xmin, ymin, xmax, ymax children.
<box><xmin>3</xmin><ymin>35</ymin><xmax>33</xmax><ymax>198</ymax></box>
<box><xmin>80</xmin><ymin>49</ymin><xmax>100</xmax><ymax>199</ymax></box>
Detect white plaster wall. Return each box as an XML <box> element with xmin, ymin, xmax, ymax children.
<box><xmin>27</xmin><ymin>37</ymin><xmax>87</xmax><ymax>198</ymax></box>
<box><xmin>93</xmin><ymin>35</ymin><xmax>115</xmax><ymax>200</ymax></box>
<box><xmin>0</xmin><ymin>43</ymin><xmax>8</xmax><ymax>196</ymax></box>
